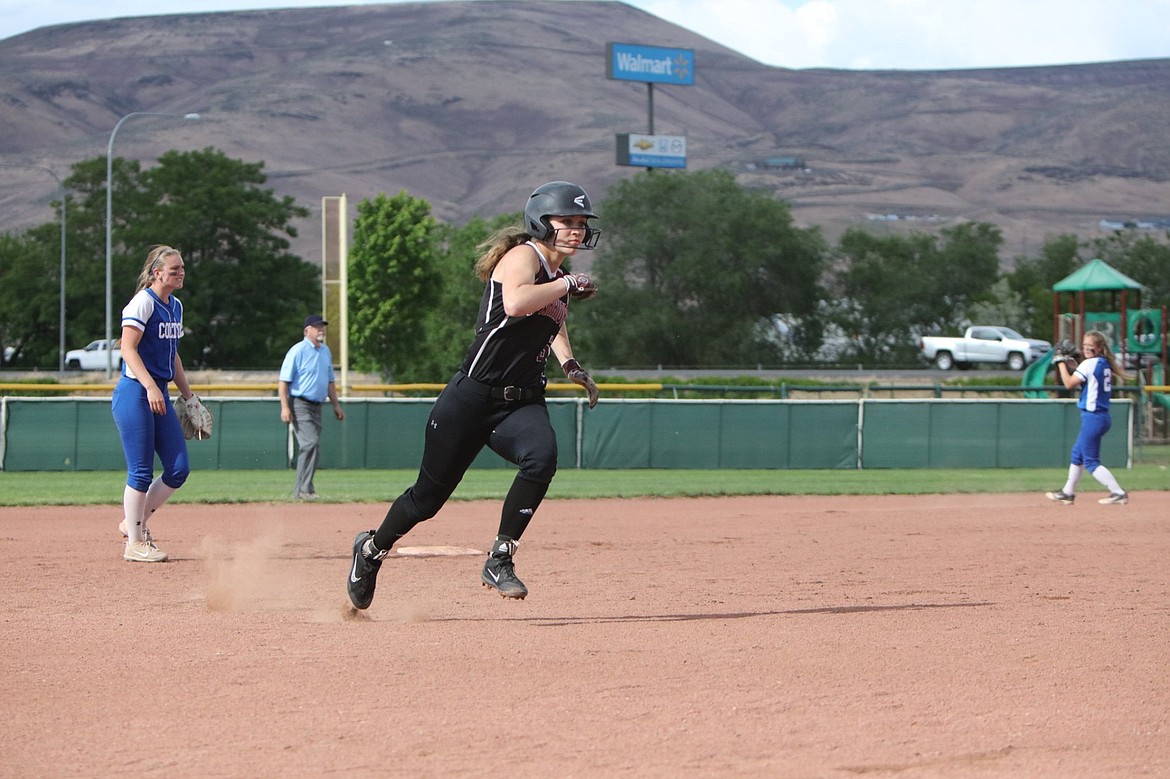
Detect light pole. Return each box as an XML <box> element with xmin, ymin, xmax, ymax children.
<box><xmin>1</xmin><ymin>163</ymin><xmax>66</xmax><ymax>371</ymax></box>
<box><xmin>105</xmin><ymin>111</ymin><xmax>200</xmax><ymax>379</ymax></box>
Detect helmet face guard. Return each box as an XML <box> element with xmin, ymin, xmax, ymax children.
<box><xmin>524</xmin><ymin>181</ymin><xmax>601</xmax><ymax>250</ymax></box>
<box><xmin>546</xmin><ymin>224</ymin><xmax>601</xmax><ymax>250</ymax></box>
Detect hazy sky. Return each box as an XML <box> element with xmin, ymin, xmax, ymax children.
<box><xmin>2</xmin><ymin>0</ymin><xmax>1169</xmax><ymax>70</ymax></box>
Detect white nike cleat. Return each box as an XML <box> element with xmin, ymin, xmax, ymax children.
<box><xmin>124</xmin><ymin>539</ymin><xmax>168</xmax><ymax>563</ymax></box>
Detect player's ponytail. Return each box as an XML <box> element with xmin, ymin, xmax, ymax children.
<box><xmin>136</xmin><ymin>245</ymin><xmax>178</xmax><ymax>291</ymax></box>
<box><xmin>473</xmin><ymin>226</ymin><xmax>529</xmax><ymax>282</ymax></box>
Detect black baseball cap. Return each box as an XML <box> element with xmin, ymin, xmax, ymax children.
<box><xmin>304</xmin><ymin>314</ymin><xmax>328</xmax><ymax>327</ymax></box>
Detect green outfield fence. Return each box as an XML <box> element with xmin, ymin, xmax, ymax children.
<box><xmin>0</xmin><ymin>396</ymin><xmax>1132</xmax><ymax>472</ymax></box>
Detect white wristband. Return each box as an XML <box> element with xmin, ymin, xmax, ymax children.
<box><xmin>564</xmin><ymin>276</ymin><xmax>573</xmax><ymax>293</ymax></box>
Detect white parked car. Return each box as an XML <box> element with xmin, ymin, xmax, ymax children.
<box><xmin>65</xmin><ymin>339</ymin><xmax>123</xmax><ymax>371</ymax></box>
<box><xmin>918</xmin><ymin>326</ymin><xmax>1051</xmax><ymax>371</ymax></box>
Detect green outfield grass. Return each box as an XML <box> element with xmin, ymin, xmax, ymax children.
<box><xmin>1</xmin><ymin>445</ymin><xmax>1167</xmax><ymax>506</ymax></box>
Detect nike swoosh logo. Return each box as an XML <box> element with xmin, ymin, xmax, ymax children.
<box><xmin>350</xmin><ymin>556</ymin><xmax>362</xmax><ymax>583</ymax></box>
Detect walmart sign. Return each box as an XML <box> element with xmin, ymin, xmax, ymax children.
<box><xmin>606</xmin><ymin>43</ymin><xmax>694</xmax><ymax>85</ymax></box>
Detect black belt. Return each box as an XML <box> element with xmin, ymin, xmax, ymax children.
<box><xmin>458</xmin><ymin>372</ymin><xmax>544</xmax><ymax>402</ymax></box>
<box><xmin>490</xmin><ymin>385</ymin><xmax>542</xmax><ymax>401</ymax></box>
<box><xmin>293</xmin><ymin>396</ymin><xmax>322</xmax><ymax>405</ymax></box>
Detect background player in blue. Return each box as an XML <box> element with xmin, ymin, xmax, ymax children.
<box><xmin>1046</xmin><ymin>329</ymin><xmax>1130</xmax><ymax>505</ymax></box>
<box><xmin>347</xmin><ymin>181</ymin><xmax>601</xmax><ymax>609</ymax></box>
<box><xmin>279</xmin><ymin>314</ymin><xmax>345</xmax><ymax>500</ymax></box>
<box><xmin>111</xmin><ymin>245</ymin><xmax>196</xmax><ymax>562</ymax></box>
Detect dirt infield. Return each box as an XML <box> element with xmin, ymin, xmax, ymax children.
<box><xmin>2</xmin><ymin>493</ymin><xmax>1168</xmax><ymax>778</ymax></box>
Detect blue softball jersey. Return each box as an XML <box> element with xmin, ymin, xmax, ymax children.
<box><xmin>121</xmin><ymin>288</ymin><xmax>183</xmax><ymax>381</ymax></box>
<box><xmin>1074</xmin><ymin>356</ymin><xmax>1112</xmax><ymax>412</ymax></box>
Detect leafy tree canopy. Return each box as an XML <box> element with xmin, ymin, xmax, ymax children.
<box><xmin>347</xmin><ymin>190</ymin><xmax>441</xmax><ymax>379</ymax></box>
<box><xmin>7</xmin><ymin>155</ymin><xmax>1170</xmax><ymax>374</ymax></box>
<box><xmin>826</xmin><ymin>222</ymin><xmax>1002</xmax><ymax>362</ymax></box>
<box><xmin>575</xmin><ymin>169</ymin><xmax>827</xmax><ymax>367</ymax></box>
<box><xmin>25</xmin><ymin>149</ymin><xmax>318</xmax><ymax>369</ymax></box>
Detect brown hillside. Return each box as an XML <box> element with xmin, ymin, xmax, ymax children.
<box><xmin>2</xmin><ymin>0</ymin><xmax>1170</xmax><ymax>267</ymax></box>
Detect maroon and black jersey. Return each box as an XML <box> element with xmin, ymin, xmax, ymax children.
<box><xmin>460</xmin><ymin>242</ymin><xmax>568</xmax><ymax>388</ymax></box>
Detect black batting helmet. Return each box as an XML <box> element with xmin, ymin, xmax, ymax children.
<box><xmin>523</xmin><ymin>181</ymin><xmax>600</xmax><ymax>248</ymax></box>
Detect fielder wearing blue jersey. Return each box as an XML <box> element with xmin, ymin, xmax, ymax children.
<box><xmin>278</xmin><ymin>314</ymin><xmax>344</xmax><ymax>500</ymax></box>
<box><xmin>346</xmin><ymin>181</ymin><xmax>602</xmax><ymax>609</ymax></box>
<box><xmin>1046</xmin><ymin>330</ymin><xmax>1129</xmax><ymax>506</ymax></box>
<box><xmin>111</xmin><ymin>246</ymin><xmax>196</xmax><ymax>562</ymax></box>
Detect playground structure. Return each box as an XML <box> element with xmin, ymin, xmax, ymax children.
<box><xmin>1023</xmin><ymin>258</ymin><xmax>1170</xmax><ymax>440</ymax></box>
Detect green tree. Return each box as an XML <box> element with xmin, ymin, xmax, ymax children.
<box><xmin>0</xmin><ymin>231</ymin><xmax>59</xmax><ymax>367</ymax></box>
<box><xmin>575</xmin><ymin>170</ymin><xmax>826</xmax><ymax>367</ymax></box>
<box><xmin>1006</xmin><ymin>233</ymin><xmax>1081</xmax><ymax>341</ymax></box>
<box><xmin>1086</xmin><ymin>229</ymin><xmax>1170</xmax><ymax>308</ymax></box>
<box><xmin>64</xmin><ymin>157</ymin><xmax>145</xmax><ymax>350</ymax></box>
<box><xmin>0</xmin><ymin>159</ymin><xmax>112</xmax><ymax>365</ymax></box>
<box><xmin>967</xmin><ymin>278</ymin><xmax>1030</xmax><ymax>332</ymax></box>
<box><xmin>827</xmin><ymin>230</ymin><xmax>941</xmax><ymax>362</ymax></box>
<box><xmin>935</xmin><ymin>222</ymin><xmax>1003</xmax><ymax>314</ymax></box>
<box><xmin>59</xmin><ymin>150</ymin><xmax>316</xmax><ymax>368</ymax></box>
<box><xmin>134</xmin><ymin>149</ymin><xmax>315</xmax><ymax>367</ymax></box>
<box><xmin>407</xmin><ymin>214</ymin><xmax>520</xmax><ymax>382</ymax></box>
<box><xmin>827</xmin><ymin>223</ymin><xmax>1002</xmax><ymax>363</ymax></box>
<box><xmin>348</xmin><ymin>191</ymin><xmax>441</xmax><ymax>379</ymax></box>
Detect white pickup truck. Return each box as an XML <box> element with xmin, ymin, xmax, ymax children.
<box><xmin>918</xmin><ymin>326</ymin><xmax>1051</xmax><ymax>371</ymax></box>
<box><xmin>65</xmin><ymin>339</ymin><xmax>122</xmax><ymax>371</ymax></box>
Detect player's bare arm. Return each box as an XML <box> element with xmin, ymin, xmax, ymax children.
<box><xmin>494</xmin><ymin>244</ymin><xmax>567</xmax><ymax>317</ymax></box>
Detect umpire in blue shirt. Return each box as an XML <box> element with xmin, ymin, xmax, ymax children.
<box><xmin>279</xmin><ymin>314</ymin><xmax>344</xmax><ymax>500</ymax></box>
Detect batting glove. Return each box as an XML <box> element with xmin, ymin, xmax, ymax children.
<box><xmin>562</xmin><ymin>358</ymin><xmax>599</xmax><ymax>408</ymax></box>
<box><xmin>562</xmin><ymin>273</ymin><xmax>598</xmax><ymax>301</ymax></box>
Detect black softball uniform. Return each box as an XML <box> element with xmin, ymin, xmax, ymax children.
<box><xmin>373</xmin><ymin>242</ymin><xmax>570</xmax><ymax>550</ymax></box>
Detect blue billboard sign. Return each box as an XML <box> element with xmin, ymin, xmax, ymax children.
<box><xmin>606</xmin><ymin>43</ymin><xmax>694</xmax><ymax>86</ymax></box>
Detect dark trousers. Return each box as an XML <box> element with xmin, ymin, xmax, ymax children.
<box><xmin>373</xmin><ymin>372</ymin><xmax>556</xmax><ymax>550</ymax></box>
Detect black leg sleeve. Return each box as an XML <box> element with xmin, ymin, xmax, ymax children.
<box><xmin>497</xmin><ymin>474</ymin><xmax>549</xmax><ymax>542</ymax></box>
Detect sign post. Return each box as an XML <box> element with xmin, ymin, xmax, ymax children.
<box><xmin>607</xmin><ymin>43</ymin><xmax>694</xmax><ymax>170</ymax></box>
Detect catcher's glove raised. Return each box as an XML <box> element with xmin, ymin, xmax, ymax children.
<box><xmin>176</xmin><ymin>394</ymin><xmax>214</xmax><ymax>440</ymax></box>
<box><xmin>1053</xmin><ymin>338</ymin><xmax>1076</xmax><ymax>358</ymax></box>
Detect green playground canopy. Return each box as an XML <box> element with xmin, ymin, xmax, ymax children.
<box><xmin>1053</xmin><ymin>258</ymin><xmax>1143</xmax><ymax>292</ymax></box>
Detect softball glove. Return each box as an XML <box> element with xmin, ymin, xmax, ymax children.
<box><xmin>176</xmin><ymin>394</ymin><xmax>214</xmax><ymax>440</ymax></box>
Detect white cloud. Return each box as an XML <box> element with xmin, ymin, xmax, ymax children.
<box><xmin>793</xmin><ymin>1</ymin><xmax>838</xmax><ymax>53</ymax></box>
<box><xmin>637</xmin><ymin>0</ymin><xmax>1170</xmax><ymax>70</ymax></box>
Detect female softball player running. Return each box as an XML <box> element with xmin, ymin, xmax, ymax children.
<box><xmin>347</xmin><ymin>181</ymin><xmax>602</xmax><ymax>608</ymax></box>
<box><xmin>1046</xmin><ymin>329</ymin><xmax>1130</xmax><ymax>506</ymax></box>
<box><xmin>111</xmin><ymin>245</ymin><xmax>197</xmax><ymax>562</ymax></box>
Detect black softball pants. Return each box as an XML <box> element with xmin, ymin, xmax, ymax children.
<box><xmin>373</xmin><ymin>372</ymin><xmax>557</xmax><ymax>551</ymax></box>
